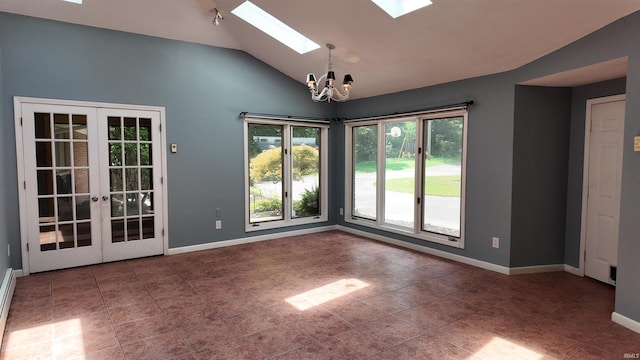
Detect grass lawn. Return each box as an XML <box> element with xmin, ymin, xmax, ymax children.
<box><xmin>385</xmin><ymin>175</ymin><xmax>461</xmax><ymax>197</ymax></box>
<box><xmin>355</xmin><ymin>157</ymin><xmax>459</xmax><ymax>173</ymax></box>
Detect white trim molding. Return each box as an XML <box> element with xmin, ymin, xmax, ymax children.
<box><xmin>612</xmin><ymin>312</ymin><xmax>640</xmax><ymax>335</ymax></box>
<box><xmin>509</xmin><ymin>264</ymin><xmax>565</xmax><ymax>275</ymax></box>
<box><xmin>0</xmin><ymin>269</ymin><xmax>17</xmax><ymax>347</ymax></box>
<box><xmin>563</xmin><ymin>264</ymin><xmax>582</xmax><ymax>276</ymax></box>
<box><xmin>168</xmin><ymin>225</ymin><xmax>338</xmax><ymax>255</ymax></box>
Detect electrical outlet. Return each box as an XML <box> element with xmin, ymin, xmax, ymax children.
<box><xmin>492</xmin><ymin>237</ymin><xmax>499</xmax><ymax>248</ymax></box>
<box><xmin>215</xmin><ymin>220</ymin><xmax>222</xmax><ymax>230</ymax></box>
<box><xmin>339</xmin><ymin>208</ymin><xmax>344</xmax><ymax>216</ymax></box>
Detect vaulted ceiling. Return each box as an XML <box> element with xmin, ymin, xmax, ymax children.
<box><xmin>2</xmin><ymin>0</ymin><xmax>639</xmax><ymax>99</ymax></box>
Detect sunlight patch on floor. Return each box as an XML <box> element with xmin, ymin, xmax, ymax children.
<box><xmin>286</xmin><ymin>278</ymin><xmax>369</xmax><ymax>310</ymax></box>
<box><xmin>473</xmin><ymin>336</ymin><xmax>544</xmax><ymax>360</ymax></box>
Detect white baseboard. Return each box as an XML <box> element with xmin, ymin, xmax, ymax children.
<box><xmin>167</xmin><ymin>225</ymin><xmax>339</xmax><ymax>255</ymax></box>
<box><xmin>612</xmin><ymin>312</ymin><xmax>640</xmax><ymax>335</ymax></box>
<box><xmin>337</xmin><ymin>225</ymin><xmax>511</xmax><ymax>275</ymax></box>
<box><xmin>563</xmin><ymin>264</ymin><xmax>582</xmax><ymax>276</ymax></box>
<box><xmin>509</xmin><ymin>264</ymin><xmax>565</xmax><ymax>275</ymax></box>
<box><xmin>0</xmin><ymin>269</ymin><xmax>17</xmax><ymax>347</ymax></box>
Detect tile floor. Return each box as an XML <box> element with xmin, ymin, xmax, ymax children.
<box><xmin>2</xmin><ymin>230</ymin><xmax>639</xmax><ymax>359</ymax></box>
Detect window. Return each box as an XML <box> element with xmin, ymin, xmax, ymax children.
<box><xmin>245</xmin><ymin>118</ymin><xmax>328</xmax><ymax>231</ymax></box>
<box><xmin>345</xmin><ymin>109</ymin><xmax>467</xmax><ymax>248</ymax></box>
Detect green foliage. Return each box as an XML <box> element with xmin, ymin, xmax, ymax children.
<box><xmin>250</xmin><ymin>145</ymin><xmax>318</xmax><ymax>183</ymax></box>
<box><xmin>294</xmin><ymin>186</ymin><xmax>319</xmax><ymax>217</ymax></box>
<box><xmin>429</xmin><ymin>118</ymin><xmax>463</xmax><ymax>158</ymax></box>
<box><xmin>254</xmin><ymin>199</ymin><xmax>282</xmax><ymax>215</ymax></box>
<box><xmin>292</xmin><ymin>144</ymin><xmax>319</xmax><ymax>180</ymax></box>
<box><xmin>250</xmin><ymin>147</ymin><xmax>283</xmax><ymax>183</ymax></box>
<box><xmin>354</xmin><ymin>125</ymin><xmax>378</xmax><ymax>162</ymax></box>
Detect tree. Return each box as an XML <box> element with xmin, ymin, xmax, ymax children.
<box><xmin>250</xmin><ymin>145</ymin><xmax>319</xmax><ymax>183</ymax></box>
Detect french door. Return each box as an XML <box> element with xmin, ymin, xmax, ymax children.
<box><xmin>17</xmin><ymin>99</ymin><xmax>166</xmax><ymax>273</ymax></box>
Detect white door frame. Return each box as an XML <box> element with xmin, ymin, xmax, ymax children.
<box><xmin>578</xmin><ymin>94</ymin><xmax>625</xmax><ymax>276</ymax></box>
<box><xmin>14</xmin><ymin>96</ymin><xmax>170</xmax><ymax>276</ymax></box>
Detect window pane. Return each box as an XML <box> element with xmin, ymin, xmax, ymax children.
<box><xmin>292</xmin><ymin>127</ymin><xmax>320</xmax><ymax>219</ymax></box>
<box><xmin>248</xmin><ymin>124</ymin><xmax>283</xmax><ymax>223</ymax></box>
<box><xmin>423</xmin><ymin>117</ymin><xmax>463</xmax><ymax>237</ymax></box>
<box><xmin>352</xmin><ymin>125</ymin><xmax>377</xmax><ymax>220</ymax></box>
<box><xmin>384</xmin><ymin>121</ymin><xmax>415</xmax><ymax>229</ymax></box>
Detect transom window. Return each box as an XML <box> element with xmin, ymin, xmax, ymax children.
<box><xmin>244</xmin><ymin>118</ymin><xmax>328</xmax><ymax>231</ymax></box>
<box><xmin>345</xmin><ymin>109</ymin><xmax>467</xmax><ymax>248</ymax></box>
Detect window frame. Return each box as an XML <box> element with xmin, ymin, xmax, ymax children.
<box><xmin>244</xmin><ymin>117</ymin><xmax>329</xmax><ymax>232</ymax></box>
<box><xmin>344</xmin><ymin>109</ymin><xmax>467</xmax><ymax>248</ymax></box>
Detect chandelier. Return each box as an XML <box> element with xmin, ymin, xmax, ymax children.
<box><xmin>306</xmin><ymin>44</ymin><xmax>353</xmax><ymax>102</ymax></box>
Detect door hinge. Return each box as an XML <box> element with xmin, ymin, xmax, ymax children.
<box><xmin>161</xmin><ymin>177</ymin><xmax>164</xmax><ymax>184</ymax></box>
<box><xmin>26</xmin><ymin>243</ymin><xmax>29</xmax><ymax>252</ymax></box>
<box><xmin>159</xmin><ymin>123</ymin><xmax>162</xmax><ymax>132</ymax></box>
<box><xmin>23</xmin><ymin>181</ymin><xmax>26</xmax><ymax>190</ymax></box>
<box><xmin>20</xmin><ymin>117</ymin><xmax>23</xmax><ymax>126</ymax></box>
<box><xmin>162</xmin><ymin>228</ymin><xmax>165</xmax><ymax>236</ymax></box>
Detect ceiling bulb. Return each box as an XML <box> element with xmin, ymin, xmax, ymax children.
<box><xmin>306</xmin><ymin>44</ymin><xmax>353</xmax><ymax>102</ymax></box>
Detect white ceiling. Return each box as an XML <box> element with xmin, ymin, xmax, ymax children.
<box><xmin>1</xmin><ymin>0</ymin><xmax>639</xmax><ymax>99</ymax></box>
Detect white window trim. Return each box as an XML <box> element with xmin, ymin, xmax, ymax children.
<box><xmin>344</xmin><ymin>109</ymin><xmax>467</xmax><ymax>249</ymax></box>
<box><xmin>244</xmin><ymin>117</ymin><xmax>329</xmax><ymax>232</ymax></box>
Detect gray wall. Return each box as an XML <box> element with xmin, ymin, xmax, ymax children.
<box><xmin>564</xmin><ymin>78</ymin><xmax>626</xmax><ymax>267</ymax></box>
<box><xmin>0</xmin><ymin>46</ymin><xmax>9</xmax><ymax>273</ymax></box>
<box><xmin>511</xmin><ymin>86</ymin><xmax>571</xmax><ymax>267</ymax></box>
<box><xmin>0</xmin><ymin>12</ymin><xmax>335</xmax><ymax>269</ymax></box>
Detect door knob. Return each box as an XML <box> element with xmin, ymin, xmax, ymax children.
<box><xmin>102</xmin><ymin>195</ymin><xmax>110</xmax><ymax>201</ymax></box>
<box><xmin>92</xmin><ymin>196</ymin><xmax>99</xmax><ymax>202</ymax></box>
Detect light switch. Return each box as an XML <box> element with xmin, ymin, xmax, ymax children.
<box><xmin>171</xmin><ymin>143</ymin><xmax>178</xmax><ymax>153</ymax></box>
<box><xmin>634</xmin><ymin>136</ymin><xmax>640</xmax><ymax>152</ymax></box>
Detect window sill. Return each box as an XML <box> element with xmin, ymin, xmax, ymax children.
<box><xmin>246</xmin><ymin>215</ymin><xmax>328</xmax><ymax>232</ymax></box>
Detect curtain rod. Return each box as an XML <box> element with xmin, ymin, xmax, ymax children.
<box><xmin>342</xmin><ymin>100</ymin><xmax>474</xmax><ymax>123</ymax></box>
<box><xmin>240</xmin><ymin>112</ymin><xmax>332</xmax><ymax>124</ymax></box>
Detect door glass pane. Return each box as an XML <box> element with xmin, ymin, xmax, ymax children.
<box><xmin>77</xmin><ymin>222</ymin><xmax>92</xmax><ymax>247</ymax></box>
<box><xmin>139</xmin><ymin>118</ymin><xmax>152</xmax><ymax>141</ymax></box>
<box><xmin>40</xmin><ymin>225</ymin><xmax>57</xmax><ymax>251</ymax></box>
<box><xmin>109</xmin><ymin>117</ymin><xmax>122</xmax><ymax>140</ymax></box>
<box><xmin>140</xmin><ymin>168</ymin><xmax>152</xmax><ymax>190</ymax></box>
<box><xmin>37</xmin><ymin>170</ymin><xmax>54</xmax><ymax>195</ymax></box>
<box><xmin>125</xmin><ymin>144</ymin><xmax>138</xmax><ymax>166</ymax></box>
<box><xmin>74</xmin><ymin>169</ymin><xmax>89</xmax><ymax>193</ymax></box>
<box><xmin>142</xmin><ymin>217</ymin><xmax>154</xmax><ymax>239</ymax></box>
<box><xmin>110</xmin><ymin>169</ymin><xmax>123</xmax><ymax>192</ymax></box>
<box><xmin>126</xmin><ymin>193</ymin><xmax>140</xmax><ymax>216</ymax></box>
<box><xmin>423</xmin><ymin>117</ymin><xmax>463</xmax><ymax>237</ymax></box>
<box><xmin>124</xmin><ymin>118</ymin><xmax>137</xmax><ymax>140</ymax></box>
<box><xmin>127</xmin><ymin>219</ymin><xmax>140</xmax><ymax>241</ymax></box>
<box><xmin>56</xmin><ymin>170</ymin><xmax>72</xmax><ymax>194</ymax></box>
<box><xmin>76</xmin><ymin>195</ymin><xmax>90</xmax><ymax>220</ymax></box>
<box><xmin>38</xmin><ymin>198</ymin><xmax>55</xmax><ymax>223</ymax></box>
<box><xmin>111</xmin><ymin>194</ymin><xmax>124</xmax><ymax>217</ymax></box>
<box><xmin>141</xmin><ymin>192</ymin><xmax>154</xmax><ymax>214</ymax></box>
<box><xmin>109</xmin><ymin>143</ymin><xmax>122</xmax><ymax>166</ymax></box>
<box><xmin>139</xmin><ymin>144</ymin><xmax>151</xmax><ymax>165</ymax></box>
<box><xmin>291</xmin><ymin>127</ymin><xmax>320</xmax><ymax>219</ymax></box>
<box><xmin>54</xmin><ymin>114</ymin><xmax>70</xmax><ymax>139</ymax></box>
<box><xmin>36</xmin><ymin>142</ymin><xmax>53</xmax><ymax>167</ymax></box>
<box><xmin>111</xmin><ymin>220</ymin><xmax>125</xmax><ymax>243</ymax></box>
<box><xmin>35</xmin><ymin>113</ymin><xmax>52</xmax><ymax>139</ymax></box>
<box><xmin>353</xmin><ymin>125</ymin><xmax>377</xmax><ymax>220</ymax></box>
<box><xmin>72</xmin><ymin>115</ymin><xmax>87</xmax><ymax>140</ymax></box>
<box><xmin>248</xmin><ymin>124</ymin><xmax>284</xmax><ymax>223</ymax></box>
<box><xmin>59</xmin><ymin>224</ymin><xmax>75</xmax><ymax>249</ymax></box>
<box><xmin>125</xmin><ymin>168</ymin><xmax>139</xmax><ymax>191</ymax></box>
<box><xmin>384</xmin><ymin>121</ymin><xmax>415</xmax><ymax>229</ymax></box>
<box><xmin>57</xmin><ymin>197</ymin><xmax>73</xmax><ymax>221</ymax></box>
<box><xmin>55</xmin><ymin>142</ymin><xmax>72</xmax><ymax>167</ymax></box>
<box><xmin>73</xmin><ymin>142</ymin><xmax>88</xmax><ymax>166</ymax></box>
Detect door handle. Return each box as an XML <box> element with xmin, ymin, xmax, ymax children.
<box><xmin>102</xmin><ymin>195</ymin><xmax>110</xmax><ymax>201</ymax></box>
<box><xmin>92</xmin><ymin>196</ymin><xmax>99</xmax><ymax>202</ymax></box>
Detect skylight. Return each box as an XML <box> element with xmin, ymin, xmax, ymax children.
<box><xmin>371</xmin><ymin>0</ymin><xmax>432</xmax><ymax>18</ymax></box>
<box><xmin>232</xmin><ymin>1</ymin><xmax>320</xmax><ymax>55</ymax></box>
<box><xmin>63</xmin><ymin>0</ymin><xmax>83</xmax><ymax>4</ymax></box>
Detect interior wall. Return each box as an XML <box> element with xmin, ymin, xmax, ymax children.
<box><xmin>0</xmin><ymin>46</ymin><xmax>10</xmax><ymax>273</ymax></box>
<box><xmin>511</xmin><ymin>85</ymin><xmax>571</xmax><ymax>267</ymax></box>
<box><xmin>564</xmin><ymin>78</ymin><xmax>626</xmax><ymax>268</ymax></box>
<box><xmin>0</xmin><ymin>12</ymin><xmax>335</xmax><ymax>270</ymax></box>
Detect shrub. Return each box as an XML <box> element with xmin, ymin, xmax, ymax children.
<box><xmin>254</xmin><ymin>199</ymin><xmax>282</xmax><ymax>215</ymax></box>
<box><xmin>294</xmin><ymin>186</ymin><xmax>319</xmax><ymax>217</ymax></box>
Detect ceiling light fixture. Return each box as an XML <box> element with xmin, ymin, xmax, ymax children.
<box><xmin>306</xmin><ymin>44</ymin><xmax>353</xmax><ymax>102</ymax></box>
